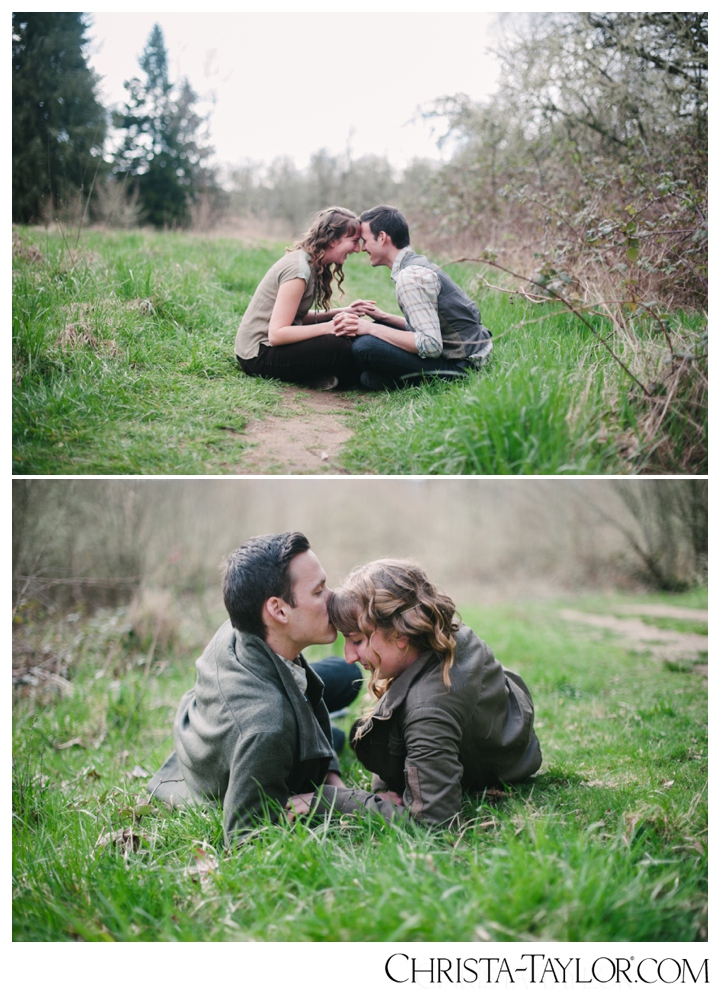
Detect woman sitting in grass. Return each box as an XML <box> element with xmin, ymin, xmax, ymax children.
<box><xmin>235</xmin><ymin>206</ymin><xmax>369</xmax><ymax>390</ymax></box>
<box><xmin>288</xmin><ymin>559</ymin><xmax>541</xmax><ymax>827</ymax></box>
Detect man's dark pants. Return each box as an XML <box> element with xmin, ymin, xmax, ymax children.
<box><xmin>313</xmin><ymin>657</ymin><xmax>363</xmax><ymax>754</ymax></box>
<box><xmin>352</xmin><ymin>335</ymin><xmax>468</xmax><ymax>389</ymax></box>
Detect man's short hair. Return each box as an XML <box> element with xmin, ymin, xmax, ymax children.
<box><xmin>359</xmin><ymin>205</ymin><xmax>410</xmax><ymax>249</ymax></box>
<box><xmin>223</xmin><ymin>532</ymin><xmax>311</xmax><ymax>639</ymax></box>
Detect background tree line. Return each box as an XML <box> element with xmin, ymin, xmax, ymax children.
<box><xmin>13</xmin><ymin>479</ymin><xmax>708</xmax><ymax>622</ymax></box>
<box><xmin>12</xmin><ymin>13</ymin><xmax>220</xmax><ymax>229</ymax></box>
<box><xmin>13</xmin><ymin>12</ymin><xmax>707</xmax><ymax>308</ymax></box>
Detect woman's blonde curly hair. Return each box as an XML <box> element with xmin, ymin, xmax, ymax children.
<box><xmin>328</xmin><ymin>558</ymin><xmax>460</xmax><ymax>701</ymax></box>
<box><xmin>290</xmin><ymin>206</ymin><xmax>359</xmax><ymax>312</ymax></box>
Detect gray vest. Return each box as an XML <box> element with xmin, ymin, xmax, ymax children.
<box><xmin>397</xmin><ymin>250</ymin><xmax>492</xmax><ymax>363</ymax></box>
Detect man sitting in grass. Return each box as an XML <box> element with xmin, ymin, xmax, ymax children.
<box><xmin>148</xmin><ymin>532</ymin><xmax>361</xmax><ymax>845</ymax></box>
<box><xmin>334</xmin><ymin>204</ymin><xmax>493</xmax><ymax>390</ymax></box>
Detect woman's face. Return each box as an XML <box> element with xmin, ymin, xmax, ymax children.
<box><xmin>343</xmin><ymin>628</ymin><xmax>419</xmax><ymax>681</ymax></box>
<box><xmin>323</xmin><ymin>228</ymin><xmax>361</xmax><ymax>265</ymax></box>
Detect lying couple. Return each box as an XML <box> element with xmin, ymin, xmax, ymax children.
<box><xmin>149</xmin><ymin>532</ymin><xmax>542</xmax><ymax>845</ymax></box>
<box><xmin>235</xmin><ymin>205</ymin><xmax>493</xmax><ymax>391</ymax></box>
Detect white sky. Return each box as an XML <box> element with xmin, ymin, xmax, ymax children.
<box><xmin>85</xmin><ymin>12</ymin><xmax>503</xmax><ymax>172</ymax></box>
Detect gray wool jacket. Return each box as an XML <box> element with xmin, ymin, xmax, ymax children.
<box><xmin>147</xmin><ymin>620</ymin><xmax>340</xmax><ymax>845</ymax></box>
<box><xmin>315</xmin><ymin>626</ymin><xmax>541</xmax><ymax>827</ymax></box>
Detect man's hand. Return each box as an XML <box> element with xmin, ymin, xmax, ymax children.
<box><xmin>334</xmin><ymin>311</ymin><xmax>377</xmax><ymax>337</ymax></box>
<box><xmin>324</xmin><ymin>771</ymin><xmax>346</xmax><ymax>789</ymax></box>
<box><xmin>352</xmin><ymin>301</ymin><xmax>391</xmax><ymax>323</ymax></box>
<box><xmin>333</xmin><ymin>311</ymin><xmax>369</xmax><ymax>337</ymax></box>
<box><xmin>348</xmin><ymin>299</ymin><xmax>378</xmax><ymax>316</ymax></box>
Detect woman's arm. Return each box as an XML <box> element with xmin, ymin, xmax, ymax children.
<box><xmin>267</xmin><ymin>278</ymin><xmax>339</xmax><ymax>346</ymax></box>
<box><xmin>302</xmin><ymin>299</ymin><xmax>379</xmax><ymax>325</ymax></box>
<box><xmin>400</xmin><ymin>707</ymin><xmax>464</xmax><ymax>824</ymax></box>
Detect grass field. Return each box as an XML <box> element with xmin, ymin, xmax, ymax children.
<box><xmin>12</xmin><ymin>588</ymin><xmax>707</xmax><ymax>942</ymax></box>
<box><xmin>12</xmin><ymin>227</ymin><xmax>706</xmax><ymax>475</ymax></box>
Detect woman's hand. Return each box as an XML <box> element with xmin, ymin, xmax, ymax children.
<box><xmin>375</xmin><ymin>790</ymin><xmax>403</xmax><ymax>807</ymax></box>
<box><xmin>333</xmin><ymin>312</ymin><xmax>359</xmax><ymax>337</ymax></box>
<box><xmin>285</xmin><ymin>792</ymin><xmax>315</xmax><ymax>821</ymax></box>
<box><xmin>348</xmin><ymin>299</ymin><xmax>378</xmax><ymax>316</ymax></box>
<box><xmin>334</xmin><ymin>312</ymin><xmax>376</xmax><ymax>337</ymax></box>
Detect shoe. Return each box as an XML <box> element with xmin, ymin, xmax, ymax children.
<box><xmin>399</xmin><ymin>369</ymin><xmax>467</xmax><ymax>385</ymax></box>
<box><xmin>360</xmin><ymin>371</ymin><xmax>396</xmax><ymax>391</ymax></box>
<box><xmin>306</xmin><ymin>374</ymin><xmax>339</xmax><ymax>391</ymax></box>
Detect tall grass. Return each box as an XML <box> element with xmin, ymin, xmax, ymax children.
<box><xmin>13</xmin><ymin>228</ymin><xmax>280</xmax><ymax>474</ymax></box>
<box><xmin>342</xmin><ymin>263</ymin><xmax>707</xmax><ymax>475</ymax></box>
<box><xmin>13</xmin><ymin>591</ymin><xmax>707</xmax><ymax>941</ymax></box>
<box><xmin>13</xmin><ymin>229</ymin><xmax>707</xmax><ymax>474</ymax></box>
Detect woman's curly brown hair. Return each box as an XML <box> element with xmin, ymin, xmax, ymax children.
<box><xmin>328</xmin><ymin>558</ymin><xmax>461</xmax><ymax>702</ymax></box>
<box><xmin>290</xmin><ymin>206</ymin><xmax>359</xmax><ymax>311</ymax></box>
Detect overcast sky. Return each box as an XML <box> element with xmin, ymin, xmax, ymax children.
<box><xmin>86</xmin><ymin>12</ymin><xmax>503</xmax><ymax>171</ymax></box>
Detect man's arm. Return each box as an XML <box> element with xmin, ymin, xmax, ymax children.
<box><xmin>335</xmin><ymin>269</ymin><xmax>444</xmax><ymax>356</ymax></box>
<box><xmin>394</xmin><ymin>267</ymin><xmax>444</xmax><ymax>358</ymax></box>
<box><xmin>222</xmin><ymin>729</ymin><xmax>297</xmax><ymax>845</ymax></box>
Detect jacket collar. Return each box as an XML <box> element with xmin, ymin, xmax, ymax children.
<box><xmin>234</xmin><ymin>630</ymin><xmax>333</xmax><ymax>762</ymax></box>
<box><xmin>390</xmin><ymin>245</ymin><xmax>415</xmax><ymax>282</ymax></box>
<box><xmin>373</xmin><ymin>647</ymin><xmax>438</xmax><ymax>719</ymax></box>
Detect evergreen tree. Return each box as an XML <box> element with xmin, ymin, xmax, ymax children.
<box><xmin>12</xmin><ymin>12</ymin><xmax>107</xmax><ymax>223</ymax></box>
<box><xmin>113</xmin><ymin>24</ymin><xmax>215</xmax><ymax>228</ymax></box>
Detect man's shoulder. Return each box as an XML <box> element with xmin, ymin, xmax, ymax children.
<box><xmin>200</xmin><ymin>622</ymin><xmax>277</xmax><ymax>678</ymax></box>
<box><xmin>396</xmin><ymin>250</ymin><xmax>442</xmax><ymax>278</ymax></box>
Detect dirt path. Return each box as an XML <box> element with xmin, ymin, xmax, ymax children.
<box><xmin>233</xmin><ymin>386</ymin><xmax>366</xmax><ymax>475</ymax></box>
<box><xmin>559</xmin><ymin>606</ymin><xmax>707</xmax><ymax>669</ymax></box>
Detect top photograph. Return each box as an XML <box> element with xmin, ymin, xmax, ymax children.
<box><xmin>12</xmin><ymin>12</ymin><xmax>708</xmax><ymax>476</ymax></box>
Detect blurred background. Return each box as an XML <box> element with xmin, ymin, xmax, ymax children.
<box><xmin>13</xmin><ymin>478</ymin><xmax>708</xmax><ymax>618</ymax></box>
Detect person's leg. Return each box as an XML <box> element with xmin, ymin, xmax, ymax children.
<box><xmin>239</xmin><ymin>336</ymin><xmax>359</xmax><ymax>388</ymax></box>
<box><xmin>312</xmin><ymin>657</ymin><xmax>364</xmax><ymax>755</ymax></box>
<box><xmin>352</xmin><ymin>335</ymin><xmax>468</xmax><ymax>389</ymax></box>
<box><xmin>312</xmin><ymin>657</ymin><xmax>363</xmax><ymax>713</ymax></box>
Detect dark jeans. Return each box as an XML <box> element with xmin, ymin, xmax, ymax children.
<box><xmin>238</xmin><ymin>336</ymin><xmax>358</xmax><ymax>387</ymax></box>
<box><xmin>352</xmin><ymin>334</ymin><xmax>468</xmax><ymax>388</ymax></box>
<box><xmin>312</xmin><ymin>657</ymin><xmax>363</xmax><ymax>755</ymax></box>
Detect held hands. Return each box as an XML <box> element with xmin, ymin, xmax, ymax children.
<box><xmin>285</xmin><ymin>792</ymin><xmax>314</xmax><ymax>822</ymax></box>
<box><xmin>375</xmin><ymin>790</ymin><xmax>403</xmax><ymax>807</ymax></box>
<box><xmin>350</xmin><ymin>299</ymin><xmax>388</xmax><ymax>322</ymax></box>
<box><xmin>333</xmin><ymin>311</ymin><xmax>375</xmax><ymax>338</ymax></box>
<box><xmin>284</xmin><ymin>772</ymin><xmax>346</xmax><ymax>822</ymax></box>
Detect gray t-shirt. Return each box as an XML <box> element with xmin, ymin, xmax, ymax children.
<box><xmin>235</xmin><ymin>250</ymin><xmax>316</xmax><ymax>359</ymax></box>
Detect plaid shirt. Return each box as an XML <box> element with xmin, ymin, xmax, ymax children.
<box><xmin>391</xmin><ymin>246</ymin><xmax>443</xmax><ymax>358</ymax></box>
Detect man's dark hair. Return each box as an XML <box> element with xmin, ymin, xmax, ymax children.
<box><xmin>359</xmin><ymin>205</ymin><xmax>410</xmax><ymax>249</ymax></box>
<box><xmin>223</xmin><ymin>532</ymin><xmax>311</xmax><ymax>639</ymax></box>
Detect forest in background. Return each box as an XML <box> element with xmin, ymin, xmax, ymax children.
<box><xmin>13</xmin><ymin>479</ymin><xmax>708</xmax><ymax>623</ymax></box>
<box><xmin>13</xmin><ymin>13</ymin><xmax>707</xmax><ymax>303</ymax></box>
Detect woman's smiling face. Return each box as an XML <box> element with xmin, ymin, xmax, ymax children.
<box><xmin>323</xmin><ymin>229</ymin><xmax>361</xmax><ymax>265</ymax></box>
<box><xmin>342</xmin><ymin>628</ymin><xmax>419</xmax><ymax>680</ymax></box>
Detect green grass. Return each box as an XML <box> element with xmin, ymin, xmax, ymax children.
<box><xmin>13</xmin><ymin>590</ymin><xmax>707</xmax><ymax>941</ymax></box>
<box><xmin>13</xmin><ymin>228</ymin><xmax>705</xmax><ymax>474</ymax></box>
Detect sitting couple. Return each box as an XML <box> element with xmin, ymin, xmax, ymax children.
<box><xmin>235</xmin><ymin>205</ymin><xmax>493</xmax><ymax>391</ymax></box>
<box><xmin>149</xmin><ymin>532</ymin><xmax>541</xmax><ymax>845</ymax></box>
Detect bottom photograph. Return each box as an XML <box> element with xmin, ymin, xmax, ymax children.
<box><xmin>12</xmin><ymin>478</ymin><xmax>708</xmax><ymax>944</ymax></box>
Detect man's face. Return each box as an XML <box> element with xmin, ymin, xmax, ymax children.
<box><xmin>360</xmin><ymin>222</ymin><xmax>387</xmax><ymax>267</ymax></box>
<box><xmin>282</xmin><ymin>550</ymin><xmax>337</xmax><ymax>652</ymax></box>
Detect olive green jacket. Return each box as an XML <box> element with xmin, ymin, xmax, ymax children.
<box><xmin>147</xmin><ymin>621</ymin><xmax>339</xmax><ymax>845</ymax></box>
<box><xmin>315</xmin><ymin>626</ymin><xmax>541</xmax><ymax>826</ymax></box>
